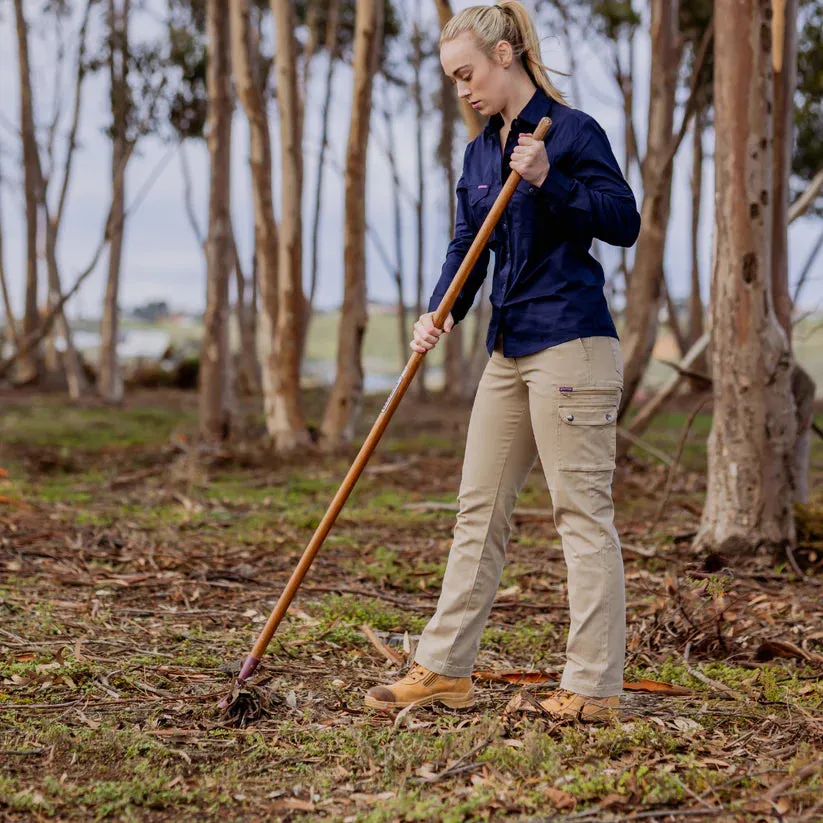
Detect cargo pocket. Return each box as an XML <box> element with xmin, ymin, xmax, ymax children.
<box><xmin>556</xmin><ymin>387</ymin><xmax>619</xmax><ymax>471</ymax></box>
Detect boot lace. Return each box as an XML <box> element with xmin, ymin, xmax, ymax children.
<box><xmin>404</xmin><ymin>663</ymin><xmax>430</xmax><ymax>683</ymax></box>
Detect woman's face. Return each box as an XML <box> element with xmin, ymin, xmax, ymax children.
<box><xmin>440</xmin><ymin>31</ymin><xmax>512</xmax><ymax>117</ymax></box>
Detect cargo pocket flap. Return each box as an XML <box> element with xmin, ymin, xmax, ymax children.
<box><xmin>558</xmin><ymin>405</ymin><xmax>617</xmax><ymax>426</ymax></box>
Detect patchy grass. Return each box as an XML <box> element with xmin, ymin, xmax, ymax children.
<box><xmin>1</xmin><ymin>389</ymin><xmax>822</xmax><ymax>821</ymax></box>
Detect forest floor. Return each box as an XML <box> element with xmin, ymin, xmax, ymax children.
<box><xmin>1</xmin><ymin>387</ymin><xmax>823</xmax><ymax>822</ymax></box>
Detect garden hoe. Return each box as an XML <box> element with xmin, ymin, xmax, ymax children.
<box><xmin>218</xmin><ymin>116</ymin><xmax>553</xmax><ymax>721</ymax></box>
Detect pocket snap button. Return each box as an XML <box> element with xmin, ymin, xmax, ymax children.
<box><xmin>605</xmin><ymin>412</ymin><xmax>612</xmax><ymax>421</ymax></box>
<box><xmin>566</xmin><ymin>413</ymin><xmax>574</xmax><ymax>422</ymax></box>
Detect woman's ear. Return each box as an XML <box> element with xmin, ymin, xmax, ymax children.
<box><xmin>494</xmin><ymin>39</ymin><xmax>514</xmax><ymax>69</ymax></box>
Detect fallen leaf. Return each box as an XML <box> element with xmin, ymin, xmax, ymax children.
<box><xmin>623</xmin><ymin>679</ymin><xmax>692</xmax><ymax>696</ymax></box>
<box><xmin>599</xmin><ymin>792</ymin><xmax>629</xmax><ymax>809</ymax></box>
<box><xmin>272</xmin><ymin>798</ymin><xmax>315</xmax><ymax>812</ymax></box>
<box><xmin>672</xmin><ymin>716</ymin><xmax>702</xmax><ymax>733</ymax></box>
<box><xmin>496</xmin><ymin>584</ymin><xmax>521</xmax><ymax>599</ymax></box>
<box><xmin>472</xmin><ymin>668</ymin><xmax>558</xmax><ymax>685</ymax></box>
<box><xmin>360</xmin><ymin>624</ymin><xmax>405</xmax><ymax>665</ymax></box>
<box><xmin>755</xmin><ymin>639</ymin><xmax>823</xmax><ymax>664</ymax></box>
<box><xmin>545</xmin><ymin>788</ymin><xmax>576</xmax><ymax>810</ymax></box>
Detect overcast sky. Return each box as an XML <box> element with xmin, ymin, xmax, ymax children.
<box><xmin>0</xmin><ymin>0</ymin><xmax>820</xmax><ymax>321</ymax></box>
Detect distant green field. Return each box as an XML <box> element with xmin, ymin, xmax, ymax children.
<box><xmin>116</xmin><ymin>304</ymin><xmax>823</xmax><ymax>396</ymax></box>
<box><xmin>301</xmin><ymin>307</ymin><xmax>823</xmax><ymax>396</ymax></box>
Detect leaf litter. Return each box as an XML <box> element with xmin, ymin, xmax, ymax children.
<box><xmin>0</xmin><ymin>389</ymin><xmax>822</xmax><ymax>820</ymax></box>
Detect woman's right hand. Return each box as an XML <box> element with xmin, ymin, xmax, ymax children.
<box><xmin>411</xmin><ymin>311</ymin><xmax>454</xmax><ymax>353</ymax></box>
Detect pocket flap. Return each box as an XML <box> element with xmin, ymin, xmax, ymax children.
<box><xmin>468</xmin><ymin>185</ymin><xmax>492</xmax><ymax>205</ymax></box>
<box><xmin>558</xmin><ymin>404</ymin><xmax>616</xmax><ymax>426</ymax></box>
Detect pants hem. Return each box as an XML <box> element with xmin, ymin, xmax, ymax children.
<box><xmin>413</xmin><ymin>650</ymin><xmax>474</xmax><ymax>679</ymax></box>
<box><xmin>559</xmin><ymin>675</ymin><xmax>623</xmax><ymax>698</ymax></box>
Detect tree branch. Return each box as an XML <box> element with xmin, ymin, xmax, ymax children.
<box><xmin>788</xmin><ymin>168</ymin><xmax>823</xmax><ymax>225</ymax></box>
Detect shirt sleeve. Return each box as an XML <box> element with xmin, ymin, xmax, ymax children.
<box><xmin>537</xmin><ymin>117</ymin><xmax>641</xmax><ymax>248</ymax></box>
<box><xmin>426</xmin><ymin>146</ymin><xmax>491</xmax><ymax>324</ymax></box>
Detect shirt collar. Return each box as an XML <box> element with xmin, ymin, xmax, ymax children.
<box><xmin>483</xmin><ymin>86</ymin><xmax>554</xmax><ymax>136</ymax></box>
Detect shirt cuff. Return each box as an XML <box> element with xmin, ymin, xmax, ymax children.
<box><xmin>537</xmin><ymin>164</ymin><xmax>575</xmax><ymax>208</ymax></box>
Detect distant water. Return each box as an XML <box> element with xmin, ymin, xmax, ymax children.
<box><xmin>21</xmin><ymin>328</ymin><xmax>444</xmax><ymax>391</ymax></box>
<box><xmin>302</xmin><ymin>359</ymin><xmax>444</xmax><ymax>392</ymax></box>
<box><xmin>66</xmin><ymin>328</ymin><xmax>171</xmax><ymax>359</ymax></box>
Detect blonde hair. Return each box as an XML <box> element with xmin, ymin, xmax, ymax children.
<box><xmin>440</xmin><ymin>2</ymin><xmax>567</xmax><ymax>106</ymax></box>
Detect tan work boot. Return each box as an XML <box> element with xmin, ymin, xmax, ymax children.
<box><xmin>538</xmin><ymin>688</ymin><xmax>620</xmax><ymax>723</ymax></box>
<box><xmin>364</xmin><ymin>662</ymin><xmax>476</xmax><ymax>710</ymax></box>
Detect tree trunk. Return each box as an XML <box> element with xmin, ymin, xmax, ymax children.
<box><xmin>42</xmin><ymin>1</ymin><xmax>95</xmax><ymax>399</ymax></box>
<box><xmin>231</xmin><ymin>229</ymin><xmax>261</xmax><ymax>394</ymax></box>
<box><xmin>695</xmin><ymin>0</ymin><xmax>796</xmax><ymax>554</ymax></box>
<box><xmin>661</xmin><ymin>274</ymin><xmax>686</xmax><ymax>357</ymax></box>
<box><xmin>98</xmin><ymin>0</ymin><xmax>130</xmax><ymax>404</ymax></box>
<box><xmin>304</xmin><ymin>0</ymin><xmax>340</xmax><ymax>363</ymax></box>
<box><xmin>230</xmin><ymin>0</ymin><xmax>278</xmax><ymax>410</ymax></box>
<box><xmin>320</xmin><ymin>0</ymin><xmax>383</xmax><ymax>448</ymax></box>
<box><xmin>43</xmin><ymin>210</ymin><xmax>88</xmax><ymax>399</ymax></box>
<box><xmin>687</xmin><ymin>100</ymin><xmax>708</xmax><ymax>386</ymax></box>
<box><xmin>270</xmin><ymin>0</ymin><xmax>311</xmax><ymax>451</ymax></box>
<box><xmin>380</xmin><ymin>84</ymin><xmax>408</xmax><ymax>371</ymax></box>
<box><xmin>13</xmin><ymin>0</ymin><xmax>87</xmax><ymax>396</ymax></box>
<box><xmin>771</xmin><ymin>0</ymin><xmax>795</xmax><ymax>343</ymax></box>
<box><xmin>0</xmin><ymin>154</ymin><xmax>19</xmax><ymax>351</ymax></box>
<box><xmin>617</xmin><ymin>0</ymin><xmax>681</xmax><ymax>421</ymax></box>
<box><xmin>439</xmin><ymin>50</ymin><xmax>466</xmax><ymax>399</ymax></box>
<box><xmin>435</xmin><ymin>0</ymin><xmax>484</xmax><ymax>399</ymax></box>
<box><xmin>412</xmin><ymin>17</ymin><xmax>427</xmax><ymax>399</ymax></box>
<box><xmin>13</xmin><ymin>0</ymin><xmax>41</xmax><ymax>385</ymax></box>
<box><xmin>297</xmin><ymin>0</ymin><xmax>318</xmax><ymax>145</ymax></box>
<box><xmin>617</xmin><ymin>32</ymin><xmax>639</xmax><ymax>292</ymax></box>
<box><xmin>771</xmin><ymin>0</ymin><xmax>815</xmax><ymax>505</ymax></box>
<box><xmin>200</xmin><ymin>0</ymin><xmax>235</xmax><ymax>441</ymax></box>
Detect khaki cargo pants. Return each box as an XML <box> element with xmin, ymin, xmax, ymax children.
<box><xmin>414</xmin><ymin>335</ymin><xmax>625</xmax><ymax>698</ymax></box>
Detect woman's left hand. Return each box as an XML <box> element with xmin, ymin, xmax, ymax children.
<box><xmin>510</xmin><ymin>133</ymin><xmax>551</xmax><ymax>188</ymax></box>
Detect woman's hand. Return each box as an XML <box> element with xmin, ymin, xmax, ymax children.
<box><xmin>411</xmin><ymin>311</ymin><xmax>454</xmax><ymax>353</ymax></box>
<box><xmin>510</xmin><ymin>133</ymin><xmax>551</xmax><ymax>188</ymax></box>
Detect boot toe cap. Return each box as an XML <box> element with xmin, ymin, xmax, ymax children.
<box><xmin>366</xmin><ymin>685</ymin><xmax>396</xmax><ymax>703</ymax></box>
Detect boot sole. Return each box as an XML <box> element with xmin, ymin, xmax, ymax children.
<box><xmin>364</xmin><ymin>688</ymin><xmax>476</xmax><ymax>710</ymax></box>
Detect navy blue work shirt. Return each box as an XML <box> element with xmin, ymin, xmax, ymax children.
<box><xmin>427</xmin><ymin>86</ymin><xmax>641</xmax><ymax>358</ymax></box>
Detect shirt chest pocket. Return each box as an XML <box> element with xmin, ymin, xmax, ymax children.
<box><xmin>468</xmin><ymin>184</ymin><xmax>494</xmax><ymax>228</ymax></box>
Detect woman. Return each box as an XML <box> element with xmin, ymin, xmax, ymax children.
<box><xmin>365</xmin><ymin>1</ymin><xmax>640</xmax><ymax>723</ymax></box>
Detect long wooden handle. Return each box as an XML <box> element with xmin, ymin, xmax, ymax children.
<box><xmin>234</xmin><ymin>116</ymin><xmax>553</xmax><ymax>684</ymax></box>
